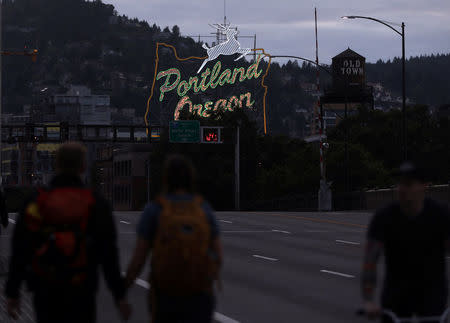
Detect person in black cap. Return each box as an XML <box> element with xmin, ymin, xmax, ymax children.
<box><xmin>0</xmin><ymin>189</ymin><xmax>8</xmax><ymax>276</ymax></box>
<box><xmin>361</xmin><ymin>161</ymin><xmax>450</xmax><ymax>322</ymax></box>
<box><xmin>0</xmin><ymin>189</ymin><xmax>8</xmax><ymax>233</ymax></box>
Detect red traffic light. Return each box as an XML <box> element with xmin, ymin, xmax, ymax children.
<box><xmin>203</xmin><ymin>128</ymin><xmax>219</xmax><ymax>142</ymax></box>
<box><xmin>201</xmin><ymin>127</ymin><xmax>223</xmax><ymax>144</ymax></box>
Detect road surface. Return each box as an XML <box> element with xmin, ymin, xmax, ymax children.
<box><xmin>1</xmin><ymin>210</ymin><xmax>386</xmax><ymax>323</ymax></box>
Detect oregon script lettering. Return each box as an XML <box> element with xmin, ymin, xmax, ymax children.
<box><xmin>156</xmin><ymin>54</ymin><xmax>264</xmax><ymax>119</ymax></box>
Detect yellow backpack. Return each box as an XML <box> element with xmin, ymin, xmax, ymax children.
<box><xmin>151</xmin><ymin>196</ymin><xmax>218</xmax><ymax>296</ymax></box>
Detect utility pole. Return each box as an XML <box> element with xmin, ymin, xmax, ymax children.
<box><xmin>401</xmin><ymin>22</ymin><xmax>407</xmax><ymax>161</ymax></box>
<box><xmin>344</xmin><ymin>78</ymin><xmax>349</xmax><ymax>199</ymax></box>
<box><xmin>253</xmin><ymin>34</ymin><xmax>257</xmax><ymax>62</ymax></box>
<box><xmin>235</xmin><ymin>124</ymin><xmax>240</xmax><ymax>211</ymax></box>
<box><xmin>315</xmin><ymin>8</ymin><xmax>331</xmax><ymax>211</ymax></box>
<box><xmin>0</xmin><ymin>0</ymin><xmax>3</xmax><ymax>185</ymax></box>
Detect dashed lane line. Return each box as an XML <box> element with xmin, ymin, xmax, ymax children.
<box><xmin>135</xmin><ymin>278</ymin><xmax>150</xmax><ymax>289</ymax></box>
<box><xmin>272</xmin><ymin>229</ymin><xmax>291</xmax><ymax>234</ymax></box>
<box><xmin>219</xmin><ymin>220</ymin><xmax>233</xmax><ymax>224</ymax></box>
<box><xmin>320</xmin><ymin>270</ymin><xmax>355</xmax><ymax>278</ymax></box>
<box><xmin>120</xmin><ymin>220</ymin><xmax>131</xmax><ymax>225</ymax></box>
<box><xmin>222</xmin><ymin>230</ymin><xmax>273</xmax><ymax>233</ymax></box>
<box><xmin>214</xmin><ymin>312</ymin><xmax>240</xmax><ymax>323</ymax></box>
<box><xmin>253</xmin><ymin>255</ymin><xmax>278</xmax><ymax>262</ymax></box>
<box><xmin>246</xmin><ymin>212</ymin><xmax>367</xmax><ymax>229</ymax></box>
<box><xmin>335</xmin><ymin>239</ymin><xmax>361</xmax><ymax>246</ymax></box>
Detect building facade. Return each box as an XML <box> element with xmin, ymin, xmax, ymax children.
<box><xmin>95</xmin><ymin>144</ymin><xmax>151</xmax><ymax>210</ymax></box>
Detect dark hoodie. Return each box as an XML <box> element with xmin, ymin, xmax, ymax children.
<box><xmin>5</xmin><ymin>174</ymin><xmax>125</xmax><ymax>302</ymax></box>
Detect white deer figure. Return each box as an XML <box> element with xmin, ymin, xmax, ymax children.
<box><xmin>197</xmin><ymin>24</ymin><xmax>252</xmax><ymax>74</ymax></box>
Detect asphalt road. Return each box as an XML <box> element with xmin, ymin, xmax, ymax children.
<box><xmin>101</xmin><ymin>210</ymin><xmax>374</xmax><ymax>323</ymax></box>
<box><xmin>0</xmin><ymin>210</ymin><xmax>391</xmax><ymax>323</ymax></box>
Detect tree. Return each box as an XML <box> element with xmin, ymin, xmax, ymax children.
<box><xmin>172</xmin><ymin>25</ymin><xmax>180</xmax><ymax>37</ymax></box>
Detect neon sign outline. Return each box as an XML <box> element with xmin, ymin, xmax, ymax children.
<box><xmin>145</xmin><ymin>42</ymin><xmax>272</xmax><ymax>134</ymax></box>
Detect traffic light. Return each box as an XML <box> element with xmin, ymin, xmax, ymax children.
<box><xmin>201</xmin><ymin>127</ymin><xmax>223</xmax><ymax>144</ymax></box>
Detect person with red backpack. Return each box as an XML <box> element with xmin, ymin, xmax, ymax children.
<box><xmin>125</xmin><ymin>154</ymin><xmax>223</xmax><ymax>323</ymax></box>
<box><xmin>5</xmin><ymin>142</ymin><xmax>131</xmax><ymax>323</ymax></box>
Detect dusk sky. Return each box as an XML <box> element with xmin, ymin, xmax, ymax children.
<box><xmin>106</xmin><ymin>0</ymin><xmax>450</xmax><ymax>64</ymax></box>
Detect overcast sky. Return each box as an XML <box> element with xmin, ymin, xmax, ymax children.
<box><xmin>106</xmin><ymin>0</ymin><xmax>450</xmax><ymax>64</ymax></box>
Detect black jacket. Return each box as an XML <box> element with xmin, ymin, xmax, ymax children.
<box><xmin>0</xmin><ymin>189</ymin><xmax>8</xmax><ymax>230</ymax></box>
<box><xmin>5</xmin><ymin>174</ymin><xmax>125</xmax><ymax>301</ymax></box>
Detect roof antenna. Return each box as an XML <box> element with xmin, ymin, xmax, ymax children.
<box><xmin>224</xmin><ymin>0</ymin><xmax>227</xmax><ymax>26</ymax></box>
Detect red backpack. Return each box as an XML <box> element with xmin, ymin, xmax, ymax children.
<box><xmin>25</xmin><ymin>187</ymin><xmax>95</xmax><ymax>286</ymax></box>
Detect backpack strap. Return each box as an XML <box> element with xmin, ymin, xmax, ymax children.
<box><xmin>156</xmin><ymin>196</ymin><xmax>169</xmax><ymax>207</ymax></box>
<box><xmin>193</xmin><ymin>195</ymin><xmax>203</xmax><ymax>205</ymax></box>
<box><xmin>25</xmin><ymin>188</ymin><xmax>47</xmax><ymax>232</ymax></box>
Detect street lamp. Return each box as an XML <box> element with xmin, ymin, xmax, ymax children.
<box><xmin>342</xmin><ymin>15</ymin><xmax>407</xmax><ymax>161</ymax></box>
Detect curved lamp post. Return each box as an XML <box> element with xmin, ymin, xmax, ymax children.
<box><xmin>342</xmin><ymin>15</ymin><xmax>407</xmax><ymax>161</ymax></box>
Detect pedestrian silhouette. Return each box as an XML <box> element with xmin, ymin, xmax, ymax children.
<box><xmin>0</xmin><ymin>188</ymin><xmax>7</xmax><ymax>231</ymax></box>
<box><xmin>5</xmin><ymin>142</ymin><xmax>131</xmax><ymax>323</ymax></box>
<box><xmin>126</xmin><ymin>154</ymin><xmax>223</xmax><ymax>323</ymax></box>
<box><xmin>361</xmin><ymin>161</ymin><xmax>450</xmax><ymax>322</ymax></box>
<box><xmin>0</xmin><ymin>188</ymin><xmax>9</xmax><ymax>276</ymax></box>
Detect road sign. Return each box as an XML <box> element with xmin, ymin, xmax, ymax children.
<box><xmin>169</xmin><ymin>121</ymin><xmax>200</xmax><ymax>143</ymax></box>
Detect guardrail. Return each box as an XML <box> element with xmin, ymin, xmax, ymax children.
<box><xmin>1</xmin><ymin>124</ymin><xmax>162</xmax><ymax>143</ymax></box>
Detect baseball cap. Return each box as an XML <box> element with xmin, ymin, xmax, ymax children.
<box><xmin>395</xmin><ymin>161</ymin><xmax>427</xmax><ymax>182</ymax></box>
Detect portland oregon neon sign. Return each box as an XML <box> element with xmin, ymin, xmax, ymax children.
<box><xmin>145</xmin><ymin>24</ymin><xmax>272</xmax><ymax>133</ymax></box>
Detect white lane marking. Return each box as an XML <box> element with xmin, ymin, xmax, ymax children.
<box><xmin>223</xmin><ymin>230</ymin><xmax>273</xmax><ymax>233</ymax></box>
<box><xmin>135</xmin><ymin>278</ymin><xmax>150</xmax><ymax>289</ymax></box>
<box><xmin>8</xmin><ymin>218</ymin><xmax>16</xmax><ymax>224</ymax></box>
<box><xmin>214</xmin><ymin>312</ymin><xmax>241</xmax><ymax>323</ymax></box>
<box><xmin>253</xmin><ymin>254</ymin><xmax>278</xmax><ymax>262</ymax></box>
<box><xmin>272</xmin><ymin>229</ymin><xmax>291</xmax><ymax>234</ymax></box>
<box><xmin>320</xmin><ymin>270</ymin><xmax>355</xmax><ymax>278</ymax></box>
<box><xmin>132</xmin><ymin>277</ymin><xmax>240</xmax><ymax>323</ymax></box>
<box><xmin>120</xmin><ymin>220</ymin><xmax>131</xmax><ymax>225</ymax></box>
<box><xmin>219</xmin><ymin>220</ymin><xmax>233</xmax><ymax>224</ymax></box>
<box><xmin>336</xmin><ymin>239</ymin><xmax>360</xmax><ymax>245</ymax></box>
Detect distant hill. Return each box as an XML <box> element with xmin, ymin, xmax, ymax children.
<box><xmin>2</xmin><ymin>0</ymin><xmax>449</xmax><ymax>137</ymax></box>
<box><xmin>366</xmin><ymin>54</ymin><xmax>450</xmax><ymax>106</ymax></box>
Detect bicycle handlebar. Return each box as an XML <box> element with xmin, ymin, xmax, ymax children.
<box><xmin>356</xmin><ymin>307</ymin><xmax>450</xmax><ymax>323</ymax></box>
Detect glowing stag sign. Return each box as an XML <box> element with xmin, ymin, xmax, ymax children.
<box><xmin>145</xmin><ymin>26</ymin><xmax>272</xmax><ymax>133</ymax></box>
<box><xmin>197</xmin><ymin>24</ymin><xmax>252</xmax><ymax>73</ymax></box>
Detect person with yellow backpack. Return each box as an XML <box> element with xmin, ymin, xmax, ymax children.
<box><xmin>126</xmin><ymin>154</ymin><xmax>223</xmax><ymax>323</ymax></box>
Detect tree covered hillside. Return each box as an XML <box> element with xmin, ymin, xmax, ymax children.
<box><xmin>2</xmin><ymin>0</ymin><xmax>449</xmax><ymax>136</ymax></box>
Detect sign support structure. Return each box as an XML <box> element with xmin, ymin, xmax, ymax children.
<box><xmin>315</xmin><ymin>8</ymin><xmax>332</xmax><ymax>212</ymax></box>
<box><xmin>235</xmin><ymin>125</ymin><xmax>240</xmax><ymax>211</ymax></box>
